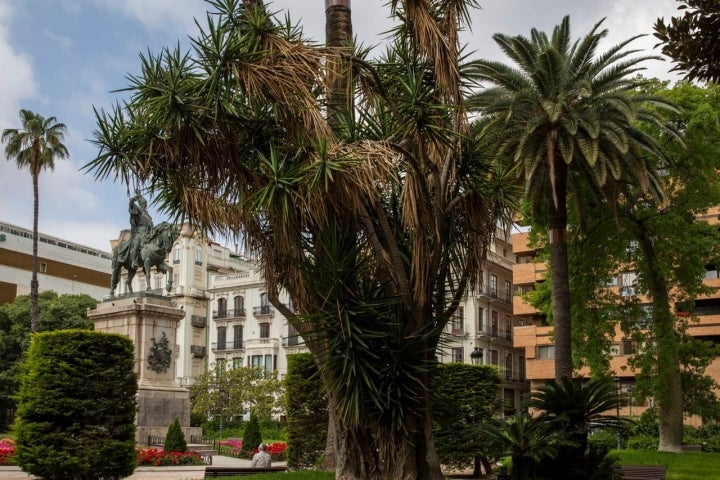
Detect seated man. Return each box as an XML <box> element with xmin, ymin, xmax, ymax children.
<box><xmin>251</xmin><ymin>443</ymin><xmax>272</xmax><ymax>468</ymax></box>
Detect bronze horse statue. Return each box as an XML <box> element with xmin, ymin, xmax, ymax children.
<box><xmin>109</xmin><ymin>221</ymin><xmax>180</xmax><ymax>298</ymax></box>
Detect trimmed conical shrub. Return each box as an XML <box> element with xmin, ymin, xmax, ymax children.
<box><xmin>164</xmin><ymin>418</ymin><xmax>187</xmax><ymax>452</ymax></box>
<box><xmin>241</xmin><ymin>413</ymin><xmax>263</xmax><ymax>458</ymax></box>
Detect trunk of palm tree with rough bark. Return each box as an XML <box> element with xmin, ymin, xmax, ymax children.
<box><xmin>548</xmin><ymin>158</ymin><xmax>572</xmax><ymax>380</ymax></box>
<box><xmin>638</xmin><ymin>231</ymin><xmax>684</xmax><ymax>452</ymax></box>
<box><xmin>30</xmin><ymin>170</ymin><xmax>40</xmax><ymax>332</ymax></box>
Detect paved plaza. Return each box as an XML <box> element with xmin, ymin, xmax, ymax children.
<box><xmin>0</xmin><ymin>455</ymin><xmax>286</xmax><ymax>480</ymax></box>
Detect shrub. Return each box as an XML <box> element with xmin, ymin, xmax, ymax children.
<box><xmin>626</xmin><ymin>434</ymin><xmax>659</xmax><ymax>450</ymax></box>
<box><xmin>285</xmin><ymin>353</ymin><xmax>328</xmax><ymax>469</ymax></box>
<box><xmin>164</xmin><ymin>418</ymin><xmax>187</xmax><ymax>453</ymax></box>
<box><xmin>588</xmin><ymin>429</ymin><xmax>619</xmax><ymax>451</ymax></box>
<box><xmin>240</xmin><ymin>413</ymin><xmax>263</xmax><ymax>458</ymax></box>
<box><xmin>14</xmin><ymin>330</ymin><xmax>137</xmax><ymax>480</ymax></box>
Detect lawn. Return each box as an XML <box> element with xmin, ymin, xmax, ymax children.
<box><xmin>220</xmin><ymin>472</ymin><xmax>334</xmax><ymax>480</ymax></box>
<box><xmin>616</xmin><ymin>450</ymin><xmax>720</xmax><ymax>480</ymax></box>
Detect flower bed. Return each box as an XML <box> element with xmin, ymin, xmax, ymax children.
<box><xmin>0</xmin><ymin>438</ymin><xmax>15</xmax><ymax>465</ymax></box>
<box><xmin>136</xmin><ymin>447</ymin><xmax>205</xmax><ymax>466</ymax></box>
<box><xmin>218</xmin><ymin>438</ymin><xmax>243</xmax><ymax>456</ymax></box>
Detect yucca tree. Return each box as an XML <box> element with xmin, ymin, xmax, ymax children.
<box><xmin>85</xmin><ymin>1</ymin><xmax>517</xmax><ymax>478</ymax></box>
<box><xmin>3</xmin><ymin>110</ymin><xmax>68</xmax><ymax>332</ymax></box>
<box><xmin>471</xmin><ymin>16</ymin><xmax>677</xmax><ymax>379</ymax></box>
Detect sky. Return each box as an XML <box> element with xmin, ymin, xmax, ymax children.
<box><xmin>0</xmin><ymin>0</ymin><xmax>685</xmax><ymax>253</ymax></box>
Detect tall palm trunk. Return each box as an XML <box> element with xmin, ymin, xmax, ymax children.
<box><xmin>30</xmin><ymin>169</ymin><xmax>40</xmax><ymax>332</ymax></box>
<box><xmin>548</xmin><ymin>158</ymin><xmax>572</xmax><ymax>379</ymax></box>
<box><xmin>638</xmin><ymin>227</ymin><xmax>684</xmax><ymax>452</ymax></box>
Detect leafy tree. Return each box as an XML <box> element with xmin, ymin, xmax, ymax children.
<box><xmin>14</xmin><ymin>330</ymin><xmax>137</xmax><ymax>480</ymax></box>
<box><xmin>471</xmin><ymin>16</ymin><xmax>677</xmax><ymax>380</ymax></box>
<box><xmin>431</xmin><ymin>363</ymin><xmax>502</xmax><ymax>476</ymax></box>
<box><xmin>654</xmin><ymin>0</ymin><xmax>720</xmax><ymax>83</ymax></box>
<box><xmin>164</xmin><ymin>418</ymin><xmax>188</xmax><ymax>452</ymax></box>
<box><xmin>2</xmin><ymin>110</ymin><xmax>68</xmax><ymax>332</ymax></box>
<box><xmin>241</xmin><ymin>413</ymin><xmax>263</xmax><ymax>458</ymax></box>
<box><xmin>0</xmin><ymin>291</ymin><xmax>97</xmax><ymax>432</ymax></box>
<box><xmin>86</xmin><ymin>1</ymin><xmax>516</xmax><ymax>477</ymax></box>
<box><xmin>285</xmin><ymin>353</ymin><xmax>328</xmax><ymax>469</ymax></box>
<box><xmin>190</xmin><ymin>364</ymin><xmax>283</xmax><ymax>425</ymax></box>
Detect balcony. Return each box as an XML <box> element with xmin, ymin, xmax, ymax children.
<box><xmin>212</xmin><ymin>308</ymin><xmax>246</xmax><ymax>320</ymax></box>
<box><xmin>190</xmin><ymin>345</ymin><xmax>206</xmax><ymax>358</ymax></box>
<box><xmin>191</xmin><ymin>315</ymin><xmax>207</xmax><ymax>328</ymax></box>
<box><xmin>253</xmin><ymin>305</ymin><xmax>274</xmax><ymax>317</ymax></box>
<box><xmin>444</xmin><ymin>323</ymin><xmax>469</xmax><ymax>336</ymax></box>
<box><xmin>477</xmin><ymin>323</ymin><xmax>513</xmax><ymax>342</ymax></box>
<box><xmin>477</xmin><ymin>286</ymin><xmax>512</xmax><ymax>304</ymax></box>
<box><xmin>282</xmin><ymin>335</ymin><xmax>304</xmax><ymax>348</ymax></box>
<box><xmin>211</xmin><ymin>341</ymin><xmax>245</xmax><ymax>353</ymax></box>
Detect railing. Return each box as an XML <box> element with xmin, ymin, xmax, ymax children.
<box><xmin>245</xmin><ymin>338</ymin><xmax>280</xmax><ymax>349</ymax></box>
<box><xmin>477</xmin><ymin>324</ymin><xmax>513</xmax><ymax>341</ymax></box>
<box><xmin>253</xmin><ymin>305</ymin><xmax>274</xmax><ymax>316</ymax></box>
<box><xmin>212</xmin><ymin>308</ymin><xmax>246</xmax><ymax>320</ymax></box>
<box><xmin>477</xmin><ymin>286</ymin><xmax>512</xmax><ymax>304</ymax></box>
<box><xmin>444</xmin><ymin>323</ymin><xmax>469</xmax><ymax>336</ymax></box>
<box><xmin>282</xmin><ymin>335</ymin><xmax>303</xmax><ymax>347</ymax></box>
<box><xmin>212</xmin><ymin>342</ymin><xmax>244</xmax><ymax>352</ymax></box>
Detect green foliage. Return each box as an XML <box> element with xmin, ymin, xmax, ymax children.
<box><xmin>0</xmin><ymin>292</ymin><xmax>97</xmax><ymax>432</ymax></box>
<box><xmin>588</xmin><ymin>429</ymin><xmax>620</xmax><ymax>451</ymax></box>
<box><xmin>626</xmin><ymin>435</ymin><xmax>659</xmax><ymax>450</ymax></box>
<box><xmin>654</xmin><ymin>0</ymin><xmax>720</xmax><ymax>83</ymax></box>
<box><xmin>618</xmin><ymin>450</ymin><xmax>720</xmax><ymax>480</ymax></box>
<box><xmin>14</xmin><ymin>329</ymin><xmax>137</xmax><ymax>480</ymax></box>
<box><xmin>432</xmin><ymin>363</ymin><xmax>502</xmax><ymax>473</ymax></box>
<box><xmin>190</xmin><ymin>364</ymin><xmax>283</xmax><ymax>424</ymax></box>
<box><xmin>285</xmin><ymin>353</ymin><xmax>327</xmax><ymax>469</ymax></box>
<box><xmin>164</xmin><ymin>418</ymin><xmax>187</xmax><ymax>453</ymax></box>
<box><xmin>241</xmin><ymin>413</ymin><xmax>263</xmax><ymax>458</ymax></box>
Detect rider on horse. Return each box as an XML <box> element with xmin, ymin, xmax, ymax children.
<box><xmin>128</xmin><ymin>191</ymin><xmax>153</xmax><ymax>270</ymax></box>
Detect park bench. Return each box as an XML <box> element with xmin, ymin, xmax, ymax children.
<box><xmin>205</xmin><ymin>465</ymin><xmax>287</xmax><ymax>477</ymax></box>
<box><xmin>615</xmin><ymin>464</ymin><xmax>667</xmax><ymax>480</ymax></box>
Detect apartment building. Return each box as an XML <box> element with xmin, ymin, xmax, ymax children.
<box><xmin>442</xmin><ymin>225</ymin><xmax>530</xmax><ymax>415</ymax></box>
<box><xmin>0</xmin><ymin>221</ymin><xmax>111</xmax><ymax>304</ymax></box>
<box><xmin>511</xmin><ymin>215</ymin><xmax>720</xmax><ymax>418</ymax></box>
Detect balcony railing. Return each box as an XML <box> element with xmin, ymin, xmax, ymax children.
<box><xmin>212</xmin><ymin>308</ymin><xmax>246</xmax><ymax>320</ymax></box>
<box><xmin>253</xmin><ymin>305</ymin><xmax>274</xmax><ymax>317</ymax></box>
<box><xmin>190</xmin><ymin>345</ymin><xmax>206</xmax><ymax>358</ymax></box>
<box><xmin>477</xmin><ymin>324</ymin><xmax>513</xmax><ymax>341</ymax></box>
<box><xmin>477</xmin><ymin>286</ymin><xmax>512</xmax><ymax>304</ymax></box>
<box><xmin>282</xmin><ymin>335</ymin><xmax>303</xmax><ymax>347</ymax></box>
<box><xmin>211</xmin><ymin>341</ymin><xmax>244</xmax><ymax>353</ymax></box>
<box><xmin>444</xmin><ymin>323</ymin><xmax>469</xmax><ymax>336</ymax></box>
<box><xmin>191</xmin><ymin>315</ymin><xmax>207</xmax><ymax>328</ymax></box>
<box><xmin>245</xmin><ymin>338</ymin><xmax>280</xmax><ymax>349</ymax></box>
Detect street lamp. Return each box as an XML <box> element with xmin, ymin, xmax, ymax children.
<box><xmin>613</xmin><ymin>377</ymin><xmax>621</xmax><ymax>449</ymax></box>
<box><xmin>470</xmin><ymin>348</ymin><xmax>483</xmax><ymax>365</ymax></box>
<box><xmin>627</xmin><ymin>385</ymin><xmax>633</xmax><ymax>417</ymax></box>
<box><xmin>218</xmin><ymin>386</ymin><xmax>226</xmax><ymax>440</ymax></box>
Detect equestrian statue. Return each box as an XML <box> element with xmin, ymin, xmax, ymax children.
<box><xmin>109</xmin><ymin>191</ymin><xmax>180</xmax><ymax>298</ymax></box>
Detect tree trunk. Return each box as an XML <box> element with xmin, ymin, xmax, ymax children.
<box><xmin>30</xmin><ymin>171</ymin><xmax>40</xmax><ymax>333</ymax></box>
<box><xmin>325</xmin><ymin>0</ymin><xmax>353</xmax><ymax>131</ymax></box>
<box><xmin>638</xmin><ymin>232</ymin><xmax>684</xmax><ymax>452</ymax></box>
<box><xmin>547</xmin><ymin>158</ymin><xmax>572</xmax><ymax>379</ymax></box>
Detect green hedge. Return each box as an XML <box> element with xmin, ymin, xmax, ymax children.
<box><xmin>14</xmin><ymin>329</ymin><xmax>137</xmax><ymax>480</ymax></box>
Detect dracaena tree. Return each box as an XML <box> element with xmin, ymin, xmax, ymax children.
<box><xmin>85</xmin><ymin>1</ymin><xmax>518</xmax><ymax>478</ymax></box>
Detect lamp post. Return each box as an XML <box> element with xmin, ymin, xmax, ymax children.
<box><xmin>627</xmin><ymin>385</ymin><xmax>633</xmax><ymax>417</ymax></box>
<box><xmin>614</xmin><ymin>377</ymin><xmax>621</xmax><ymax>449</ymax></box>
<box><xmin>470</xmin><ymin>347</ymin><xmax>483</xmax><ymax>365</ymax></box>
<box><xmin>218</xmin><ymin>386</ymin><xmax>226</xmax><ymax>440</ymax></box>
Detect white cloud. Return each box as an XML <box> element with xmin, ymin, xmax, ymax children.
<box><xmin>0</xmin><ymin>1</ymin><xmax>38</xmax><ymax>126</ymax></box>
<box><xmin>95</xmin><ymin>0</ymin><xmax>207</xmax><ymax>33</ymax></box>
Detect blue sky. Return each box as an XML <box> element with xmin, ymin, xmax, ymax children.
<box><xmin>0</xmin><ymin>0</ymin><xmax>683</xmax><ymax>252</ymax></box>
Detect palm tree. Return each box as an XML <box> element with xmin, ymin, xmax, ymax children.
<box><xmin>3</xmin><ymin>110</ymin><xmax>68</xmax><ymax>332</ymax></box>
<box><xmin>471</xmin><ymin>16</ymin><xmax>676</xmax><ymax>379</ymax></box>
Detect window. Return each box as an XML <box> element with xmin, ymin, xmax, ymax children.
<box><xmin>287</xmin><ymin>324</ymin><xmax>300</xmax><ymax>346</ymax></box>
<box><xmin>260</xmin><ymin>322</ymin><xmax>270</xmax><ymax>338</ymax></box>
<box><xmin>39</xmin><ymin>262</ymin><xmax>47</xmax><ymax>273</ymax></box>
<box><xmin>233</xmin><ymin>325</ymin><xmax>243</xmax><ymax>349</ymax></box>
<box><xmin>491</xmin><ymin>311</ymin><xmax>499</xmax><ymax>337</ymax></box>
<box><xmin>537</xmin><ymin>345</ymin><xmax>555</xmax><ymax>359</ymax></box>
<box><xmin>504</xmin><ymin>388</ymin><xmax>515</xmax><ymax>412</ymax></box>
<box><xmin>609</xmin><ymin>344</ymin><xmax>621</xmax><ymax>356</ymax></box>
<box><xmin>250</xmin><ymin>354</ymin><xmax>274</xmax><ymax>372</ymax></box>
<box><xmin>478</xmin><ymin>307</ymin><xmax>485</xmax><ymax>332</ymax></box>
<box><xmin>173</xmin><ymin>245</ymin><xmax>181</xmax><ymax>264</ymax></box>
<box><xmin>232</xmin><ymin>357</ymin><xmax>243</xmax><ymax>369</ymax></box>
<box><xmin>217</xmin><ymin>326</ymin><xmax>226</xmax><ymax>351</ymax></box>
<box><xmin>217</xmin><ymin>297</ymin><xmax>227</xmax><ymax>319</ymax></box>
<box><xmin>490</xmin><ymin>349</ymin><xmax>499</xmax><ymax>366</ymax></box>
<box><xmin>504</xmin><ymin>280</ymin><xmax>512</xmax><ymax>302</ymax></box>
<box><xmin>451</xmin><ymin>307</ymin><xmax>464</xmax><ymax>334</ymax></box>
<box><xmin>173</xmin><ymin>272</ymin><xmax>179</xmax><ymax>286</ymax></box>
<box><xmin>451</xmin><ymin>347</ymin><xmax>464</xmax><ymax>363</ymax></box>
<box><xmin>505</xmin><ymin>353</ymin><xmax>513</xmax><ymax>380</ymax></box>
<box><xmin>620</xmin><ymin>271</ymin><xmax>638</xmax><ymax>297</ymax></box>
<box><xmin>490</xmin><ymin>274</ymin><xmax>498</xmax><ymax>297</ymax></box>
<box><xmin>216</xmin><ymin>358</ymin><xmax>226</xmax><ymax>374</ymax></box>
<box><xmin>504</xmin><ymin>315</ymin><xmax>512</xmax><ymax>340</ymax></box>
<box><xmin>194</xmin><ymin>246</ymin><xmax>202</xmax><ymax>265</ymax></box>
<box><xmin>519</xmin><ymin>355</ymin><xmax>526</xmax><ymax>381</ymax></box>
<box><xmin>233</xmin><ymin>295</ymin><xmax>245</xmax><ymax>316</ymax></box>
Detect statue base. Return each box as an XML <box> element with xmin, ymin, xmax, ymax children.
<box><xmin>89</xmin><ymin>293</ymin><xmax>201</xmax><ymax>444</ymax></box>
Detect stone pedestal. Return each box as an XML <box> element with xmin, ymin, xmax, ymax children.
<box><xmin>89</xmin><ymin>293</ymin><xmax>202</xmax><ymax>444</ymax></box>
